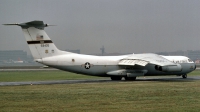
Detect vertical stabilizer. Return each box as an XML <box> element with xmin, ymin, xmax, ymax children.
<box><xmin>4</xmin><ymin>21</ymin><xmax>69</xmax><ymax>59</ymax></box>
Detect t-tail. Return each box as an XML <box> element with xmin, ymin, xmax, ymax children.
<box><xmin>4</xmin><ymin>21</ymin><xmax>70</xmax><ymax>60</ymax></box>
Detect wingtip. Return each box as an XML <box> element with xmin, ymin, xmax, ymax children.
<box><xmin>3</xmin><ymin>23</ymin><xmax>19</xmax><ymax>26</ymax></box>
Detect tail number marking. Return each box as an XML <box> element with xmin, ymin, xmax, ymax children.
<box><xmin>41</xmin><ymin>44</ymin><xmax>49</xmax><ymax>47</ymax></box>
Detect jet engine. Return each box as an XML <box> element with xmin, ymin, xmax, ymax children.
<box><xmin>155</xmin><ymin>64</ymin><xmax>182</xmax><ymax>72</ymax></box>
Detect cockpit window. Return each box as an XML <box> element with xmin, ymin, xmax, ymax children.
<box><xmin>188</xmin><ymin>59</ymin><xmax>193</xmax><ymax>62</ymax></box>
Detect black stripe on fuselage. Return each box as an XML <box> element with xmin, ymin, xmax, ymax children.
<box><xmin>27</xmin><ymin>40</ymin><xmax>53</xmax><ymax>44</ymax></box>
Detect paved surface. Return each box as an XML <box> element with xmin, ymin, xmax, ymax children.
<box><xmin>0</xmin><ymin>68</ymin><xmax>58</xmax><ymax>71</ymax></box>
<box><xmin>0</xmin><ymin>79</ymin><xmax>111</xmax><ymax>86</ymax></box>
<box><xmin>1</xmin><ymin>76</ymin><xmax>200</xmax><ymax>86</ymax></box>
<box><xmin>1</xmin><ymin>67</ymin><xmax>200</xmax><ymax>86</ymax></box>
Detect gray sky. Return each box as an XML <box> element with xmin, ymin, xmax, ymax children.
<box><xmin>1</xmin><ymin>0</ymin><xmax>200</xmax><ymax>55</ymax></box>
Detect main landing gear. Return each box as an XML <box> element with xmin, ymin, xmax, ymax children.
<box><xmin>182</xmin><ymin>74</ymin><xmax>187</xmax><ymax>79</ymax></box>
<box><xmin>110</xmin><ymin>76</ymin><xmax>136</xmax><ymax>81</ymax></box>
<box><xmin>110</xmin><ymin>76</ymin><xmax>122</xmax><ymax>80</ymax></box>
<box><xmin>124</xmin><ymin>76</ymin><xmax>136</xmax><ymax>81</ymax></box>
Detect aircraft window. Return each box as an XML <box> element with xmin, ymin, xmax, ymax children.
<box><xmin>188</xmin><ymin>59</ymin><xmax>193</xmax><ymax>62</ymax></box>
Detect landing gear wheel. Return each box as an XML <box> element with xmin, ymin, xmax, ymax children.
<box><xmin>124</xmin><ymin>77</ymin><xmax>136</xmax><ymax>81</ymax></box>
<box><xmin>110</xmin><ymin>76</ymin><xmax>122</xmax><ymax>81</ymax></box>
<box><xmin>182</xmin><ymin>74</ymin><xmax>187</xmax><ymax>79</ymax></box>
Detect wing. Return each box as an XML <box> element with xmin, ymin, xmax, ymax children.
<box><xmin>118</xmin><ymin>53</ymin><xmax>176</xmax><ymax>66</ymax></box>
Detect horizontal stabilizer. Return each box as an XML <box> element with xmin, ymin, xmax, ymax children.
<box><xmin>3</xmin><ymin>23</ymin><xmax>19</xmax><ymax>25</ymax></box>
<box><xmin>26</xmin><ymin>21</ymin><xmax>44</xmax><ymax>25</ymax></box>
<box><xmin>3</xmin><ymin>20</ymin><xmax>55</xmax><ymax>29</ymax></box>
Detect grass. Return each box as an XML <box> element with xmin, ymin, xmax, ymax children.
<box><xmin>0</xmin><ymin>70</ymin><xmax>106</xmax><ymax>82</ymax></box>
<box><xmin>0</xmin><ymin>70</ymin><xmax>200</xmax><ymax>111</ymax></box>
<box><xmin>188</xmin><ymin>70</ymin><xmax>200</xmax><ymax>76</ymax></box>
<box><xmin>0</xmin><ymin>81</ymin><xmax>200</xmax><ymax>112</ymax></box>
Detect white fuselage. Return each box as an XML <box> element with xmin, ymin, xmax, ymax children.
<box><xmin>38</xmin><ymin>53</ymin><xmax>195</xmax><ymax>77</ymax></box>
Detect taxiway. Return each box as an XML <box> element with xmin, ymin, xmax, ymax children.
<box><xmin>1</xmin><ymin>76</ymin><xmax>200</xmax><ymax>86</ymax></box>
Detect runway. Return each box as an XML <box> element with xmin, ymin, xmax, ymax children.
<box><xmin>0</xmin><ymin>68</ymin><xmax>58</xmax><ymax>71</ymax></box>
<box><xmin>1</xmin><ymin>76</ymin><xmax>200</xmax><ymax>86</ymax></box>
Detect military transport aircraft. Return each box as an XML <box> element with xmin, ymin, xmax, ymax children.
<box><xmin>4</xmin><ymin>21</ymin><xmax>196</xmax><ymax>80</ymax></box>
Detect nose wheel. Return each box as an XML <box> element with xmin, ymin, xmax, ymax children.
<box><xmin>182</xmin><ymin>74</ymin><xmax>187</xmax><ymax>78</ymax></box>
